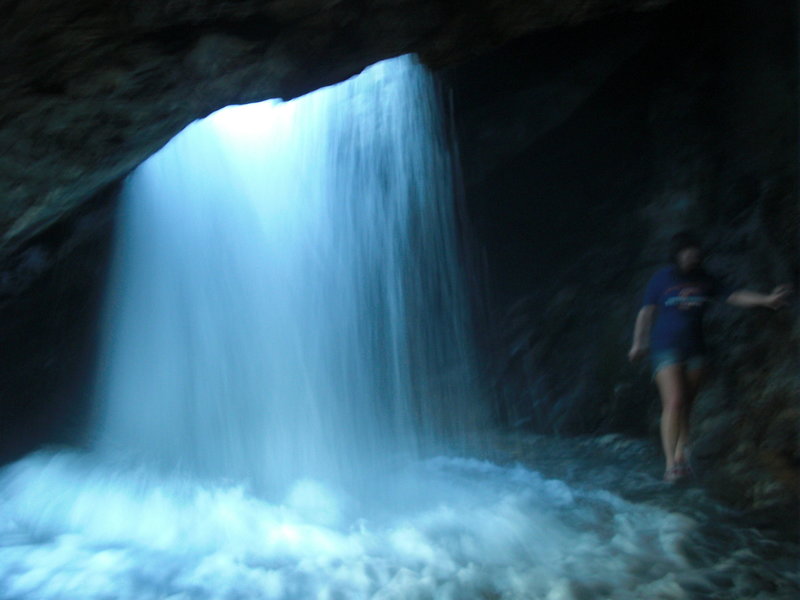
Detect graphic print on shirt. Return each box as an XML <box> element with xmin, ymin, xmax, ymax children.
<box><xmin>642</xmin><ymin>266</ymin><xmax>727</xmax><ymax>353</ymax></box>
<box><xmin>663</xmin><ymin>285</ymin><xmax>709</xmax><ymax>310</ymax></box>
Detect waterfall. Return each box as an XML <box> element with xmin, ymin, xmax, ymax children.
<box><xmin>92</xmin><ymin>55</ymin><xmax>483</xmax><ymax>495</ymax></box>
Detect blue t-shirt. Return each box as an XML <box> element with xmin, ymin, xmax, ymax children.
<box><xmin>642</xmin><ymin>266</ymin><xmax>731</xmax><ymax>354</ymax></box>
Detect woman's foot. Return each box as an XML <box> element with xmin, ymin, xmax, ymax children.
<box><xmin>676</xmin><ymin>458</ymin><xmax>694</xmax><ymax>479</ymax></box>
<box><xmin>675</xmin><ymin>445</ymin><xmax>691</xmax><ymax>466</ymax></box>
<box><xmin>663</xmin><ymin>465</ymin><xmax>685</xmax><ymax>483</ymax></box>
<box><xmin>664</xmin><ymin>461</ymin><xmax>693</xmax><ymax>483</ymax></box>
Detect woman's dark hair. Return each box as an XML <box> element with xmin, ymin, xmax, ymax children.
<box><xmin>669</xmin><ymin>231</ymin><xmax>703</xmax><ymax>264</ymax></box>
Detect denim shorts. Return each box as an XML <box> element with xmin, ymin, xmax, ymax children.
<box><xmin>650</xmin><ymin>349</ymin><xmax>706</xmax><ymax>377</ymax></box>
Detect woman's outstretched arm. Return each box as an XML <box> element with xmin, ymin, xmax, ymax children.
<box><xmin>726</xmin><ymin>284</ymin><xmax>793</xmax><ymax>310</ymax></box>
<box><xmin>628</xmin><ymin>305</ymin><xmax>656</xmax><ymax>362</ymax></box>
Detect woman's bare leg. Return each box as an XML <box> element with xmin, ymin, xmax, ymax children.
<box><xmin>655</xmin><ymin>364</ymin><xmax>687</xmax><ymax>475</ymax></box>
<box><xmin>675</xmin><ymin>366</ymin><xmax>706</xmax><ymax>464</ymax></box>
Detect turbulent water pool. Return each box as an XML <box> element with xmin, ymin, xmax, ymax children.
<box><xmin>0</xmin><ymin>434</ymin><xmax>797</xmax><ymax>600</ymax></box>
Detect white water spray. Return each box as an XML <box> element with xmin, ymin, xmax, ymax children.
<box><xmin>92</xmin><ymin>55</ymin><xmax>482</xmax><ymax>495</ymax></box>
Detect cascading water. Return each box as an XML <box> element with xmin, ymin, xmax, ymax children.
<box><xmin>92</xmin><ymin>55</ymin><xmax>483</xmax><ymax>495</ymax></box>
<box><xmin>0</xmin><ymin>56</ymin><xmax>797</xmax><ymax>600</ymax></box>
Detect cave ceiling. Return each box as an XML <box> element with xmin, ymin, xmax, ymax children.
<box><xmin>0</xmin><ymin>0</ymin><xmax>671</xmax><ymax>256</ymax></box>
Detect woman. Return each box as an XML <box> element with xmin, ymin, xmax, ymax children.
<box><xmin>628</xmin><ymin>231</ymin><xmax>792</xmax><ymax>483</ymax></box>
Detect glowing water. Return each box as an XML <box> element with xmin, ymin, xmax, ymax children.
<box><xmin>92</xmin><ymin>56</ymin><xmax>482</xmax><ymax>495</ymax></box>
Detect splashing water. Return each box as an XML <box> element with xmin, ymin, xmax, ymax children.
<box><xmin>2</xmin><ymin>441</ymin><xmax>798</xmax><ymax>600</ymax></box>
<box><xmin>1</xmin><ymin>56</ymin><xmax>798</xmax><ymax>600</ymax></box>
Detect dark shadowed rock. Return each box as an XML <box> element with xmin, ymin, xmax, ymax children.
<box><xmin>0</xmin><ymin>184</ymin><xmax>118</xmax><ymax>464</ymax></box>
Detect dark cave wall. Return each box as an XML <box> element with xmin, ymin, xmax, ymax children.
<box><xmin>448</xmin><ymin>0</ymin><xmax>798</xmax><ymax>506</ymax></box>
<box><xmin>0</xmin><ymin>188</ymin><xmax>116</xmax><ymax>464</ymax></box>
<box><xmin>445</xmin><ymin>13</ymin><xmax>656</xmax><ymax>432</ymax></box>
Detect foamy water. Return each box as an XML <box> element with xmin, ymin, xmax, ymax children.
<box><xmin>1</xmin><ymin>438</ymin><xmax>796</xmax><ymax>600</ymax></box>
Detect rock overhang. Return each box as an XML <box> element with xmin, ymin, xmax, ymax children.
<box><xmin>0</xmin><ymin>0</ymin><xmax>672</xmax><ymax>256</ymax></box>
